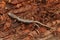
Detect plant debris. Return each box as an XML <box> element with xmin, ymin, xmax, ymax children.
<box><xmin>0</xmin><ymin>0</ymin><xmax>60</xmax><ymax>40</ymax></box>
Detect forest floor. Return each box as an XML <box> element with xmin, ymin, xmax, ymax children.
<box><xmin>0</xmin><ymin>0</ymin><xmax>60</xmax><ymax>40</ymax></box>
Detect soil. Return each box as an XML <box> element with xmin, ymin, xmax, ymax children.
<box><xmin>0</xmin><ymin>0</ymin><xmax>60</xmax><ymax>40</ymax></box>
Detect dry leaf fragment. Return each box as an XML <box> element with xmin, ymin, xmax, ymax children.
<box><xmin>0</xmin><ymin>1</ymin><xmax>6</xmax><ymax>8</ymax></box>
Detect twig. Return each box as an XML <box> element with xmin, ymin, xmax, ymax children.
<box><xmin>7</xmin><ymin>12</ymin><xmax>52</xmax><ymax>29</ymax></box>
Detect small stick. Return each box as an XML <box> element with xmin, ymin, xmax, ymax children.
<box><xmin>7</xmin><ymin>12</ymin><xmax>52</xmax><ymax>29</ymax></box>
